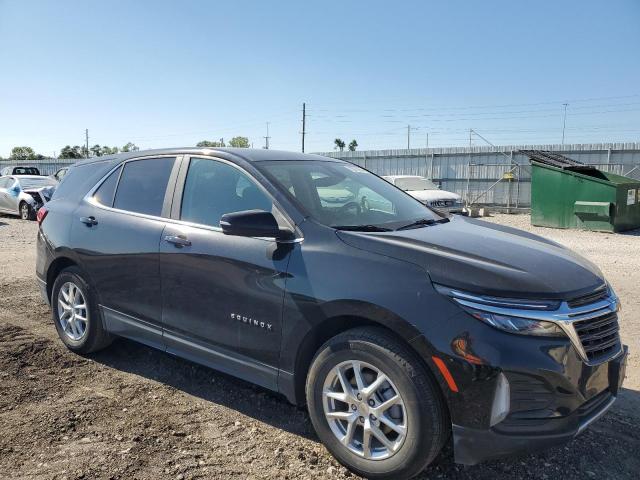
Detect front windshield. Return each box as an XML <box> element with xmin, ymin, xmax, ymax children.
<box><xmin>18</xmin><ymin>177</ymin><xmax>57</xmax><ymax>189</ymax></box>
<box><xmin>260</xmin><ymin>161</ymin><xmax>441</xmax><ymax>229</ymax></box>
<box><xmin>395</xmin><ymin>177</ymin><xmax>438</xmax><ymax>191</ymax></box>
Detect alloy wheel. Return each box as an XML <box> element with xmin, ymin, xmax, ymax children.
<box><xmin>322</xmin><ymin>360</ymin><xmax>407</xmax><ymax>460</ymax></box>
<box><xmin>57</xmin><ymin>282</ymin><xmax>89</xmax><ymax>341</ymax></box>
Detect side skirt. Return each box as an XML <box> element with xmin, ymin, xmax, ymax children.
<box><xmin>100</xmin><ymin>305</ymin><xmax>279</xmax><ymax>393</ymax></box>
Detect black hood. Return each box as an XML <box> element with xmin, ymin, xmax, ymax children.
<box><xmin>336</xmin><ymin>216</ymin><xmax>604</xmax><ymax>300</ymax></box>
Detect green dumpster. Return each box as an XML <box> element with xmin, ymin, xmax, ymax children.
<box><xmin>523</xmin><ymin>150</ymin><xmax>640</xmax><ymax>233</ymax></box>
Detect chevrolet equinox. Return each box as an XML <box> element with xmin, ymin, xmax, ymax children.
<box><xmin>36</xmin><ymin>148</ymin><xmax>628</xmax><ymax>479</ymax></box>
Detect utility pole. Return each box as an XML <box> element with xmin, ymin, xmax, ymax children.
<box><xmin>561</xmin><ymin>103</ymin><xmax>569</xmax><ymax>145</ymax></box>
<box><xmin>263</xmin><ymin>122</ymin><xmax>271</xmax><ymax>149</ymax></box>
<box><xmin>301</xmin><ymin>103</ymin><xmax>306</xmax><ymax>153</ymax></box>
<box><xmin>407</xmin><ymin>124</ymin><xmax>411</xmax><ymax>149</ymax></box>
<box><xmin>85</xmin><ymin>129</ymin><xmax>89</xmax><ymax>158</ymax></box>
<box><xmin>426</xmin><ymin>132</ymin><xmax>429</xmax><ymax>150</ymax></box>
<box><xmin>469</xmin><ymin>128</ymin><xmax>473</xmax><ymax>149</ymax></box>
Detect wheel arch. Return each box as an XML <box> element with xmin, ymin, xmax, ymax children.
<box><xmin>46</xmin><ymin>256</ymin><xmax>79</xmax><ymax>302</ymax></box>
<box><xmin>285</xmin><ymin>308</ymin><xmax>446</xmax><ymax>408</ymax></box>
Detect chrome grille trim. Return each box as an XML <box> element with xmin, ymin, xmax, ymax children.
<box><xmin>448</xmin><ymin>287</ymin><xmax>622</xmax><ymax>365</ymax></box>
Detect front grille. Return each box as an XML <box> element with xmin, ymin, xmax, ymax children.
<box><xmin>567</xmin><ymin>286</ymin><xmax>608</xmax><ymax>308</ymax></box>
<box><xmin>573</xmin><ymin>312</ymin><xmax>620</xmax><ymax>363</ymax></box>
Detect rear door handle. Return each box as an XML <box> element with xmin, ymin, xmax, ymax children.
<box><xmin>164</xmin><ymin>235</ymin><xmax>191</xmax><ymax>248</ymax></box>
<box><xmin>79</xmin><ymin>216</ymin><xmax>98</xmax><ymax>226</ymax></box>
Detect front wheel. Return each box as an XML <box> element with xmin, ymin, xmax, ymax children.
<box><xmin>306</xmin><ymin>327</ymin><xmax>448</xmax><ymax>480</ymax></box>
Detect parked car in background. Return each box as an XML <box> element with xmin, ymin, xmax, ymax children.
<box><xmin>384</xmin><ymin>175</ymin><xmax>464</xmax><ymax>214</ymax></box>
<box><xmin>51</xmin><ymin>167</ymin><xmax>69</xmax><ymax>183</ymax></box>
<box><xmin>0</xmin><ymin>165</ymin><xmax>41</xmax><ymax>176</ymax></box>
<box><xmin>36</xmin><ymin>148</ymin><xmax>627</xmax><ymax>480</ymax></box>
<box><xmin>0</xmin><ymin>175</ymin><xmax>57</xmax><ymax>220</ymax></box>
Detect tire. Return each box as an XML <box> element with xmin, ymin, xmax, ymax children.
<box><xmin>19</xmin><ymin>201</ymin><xmax>35</xmax><ymax>221</ymax></box>
<box><xmin>306</xmin><ymin>327</ymin><xmax>448</xmax><ymax>480</ymax></box>
<box><xmin>51</xmin><ymin>266</ymin><xmax>112</xmax><ymax>354</ymax></box>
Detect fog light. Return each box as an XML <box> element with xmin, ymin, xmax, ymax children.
<box><xmin>490</xmin><ymin>373</ymin><xmax>510</xmax><ymax>426</ymax></box>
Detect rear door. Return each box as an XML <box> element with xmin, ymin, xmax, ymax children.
<box><xmin>159</xmin><ymin>156</ymin><xmax>294</xmax><ymax>389</ymax></box>
<box><xmin>71</xmin><ymin>155</ymin><xmax>181</xmax><ymax>349</ymax></box>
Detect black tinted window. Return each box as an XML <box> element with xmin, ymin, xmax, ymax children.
<box><xmin>93</xmin><ymin>166</ymin><xmax>121</xmax><ymax>207</ymax></box>
<box><xmin>13</xmin><ymin>167</ymin><xmax>40</xmax><ymax>175</ymax></box>
<box><xmin>113</xmin><ymin>158</ymin><xmax>175</xmax><ymax>216</ymax></box>
<box><xmin>181</xmin><ymin>158</ymin><xmax>272</xmax><ymax>227</ymax></box>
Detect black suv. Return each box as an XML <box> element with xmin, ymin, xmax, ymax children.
<box><xmin>36</xmin><ymin>148</ymin><xmax>627</xmax><ymax>480</ymax></box>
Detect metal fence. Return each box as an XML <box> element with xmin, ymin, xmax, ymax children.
<box><xmin>318</xmin><ymin>142</ymin><xmax>640</xmax><ymax>208</ymax></box>
<box><xmin>0</xmin><ymin>158</ymin><xmax>77</xmax><ymax>175</ymax></box>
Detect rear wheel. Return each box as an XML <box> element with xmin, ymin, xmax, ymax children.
<box><xmin>51</xmin><ymin>267</ymin><xmax>112</xmax><ymax>353</ymax></box>
<box><xmin>19</xmin><ymin>201</ymin><xmax>34</xmax><ymax>220</ymax></box>
<box><xmin>306</xmin><ymin>327</ymin><xmax>448</xmax><ymax>480</ymax></box>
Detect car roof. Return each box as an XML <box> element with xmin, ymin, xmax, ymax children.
<box><xmin>73</xmin><ymin>148</ymin><xmax>342</xmax><ymax>167</ymax></box>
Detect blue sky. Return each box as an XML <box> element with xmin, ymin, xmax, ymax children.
<box><xmin>0</xmin><ymin>0</ymin><xmax>639</xmax><ymax>157</ymax></box>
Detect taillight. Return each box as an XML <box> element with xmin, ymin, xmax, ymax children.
<box><xmin>36</xmin><ymin>207</ymin><xmax>48</xmax><ymax>225</ymax></box>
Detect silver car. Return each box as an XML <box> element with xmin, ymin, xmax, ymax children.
<box><xmin>0</xmin><ymin>175</ymin><xmax>57</xmax><ymax>220</ymax></box>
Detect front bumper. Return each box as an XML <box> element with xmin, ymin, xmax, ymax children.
<box><xmin>452</xmin><ymin>345</ymin><xmax>627</xmax><ymax>465</ymax></box>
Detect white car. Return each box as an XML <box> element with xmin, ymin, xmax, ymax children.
<box><xmin>0</xmin><ymin>175</ymin><xmax>57</xmax><ymax>220</ymax></box>
<box><xmin>383</xmin><ymin>175</ymin><xmax>464</xmax><ymax>214</ymax></box>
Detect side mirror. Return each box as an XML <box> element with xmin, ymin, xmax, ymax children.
<box><xmin>220</xmin><ymin>210</ymin><xmax>293</xmax><ymax>240</ymax></box>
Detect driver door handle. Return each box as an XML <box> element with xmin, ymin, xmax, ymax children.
<box><xmin>164</xmin><ymin>235</ymin><xmax>191</xmax><ymax>248</ymax></box>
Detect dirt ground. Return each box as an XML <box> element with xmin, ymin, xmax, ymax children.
<box><xmin>0</xmin><ymin>213</ymin><xmax>638</xmax><ymax>480</ymax></box>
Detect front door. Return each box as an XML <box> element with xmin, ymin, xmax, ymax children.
<box><xmin>159</xmin><ymin>156</ymin><xmax>292</xmax><ymax>390</ymax></box>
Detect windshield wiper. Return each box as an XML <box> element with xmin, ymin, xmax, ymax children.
<box><xmin>333</xmin><ymin>224</ymin><xmax>393</xmax><ymax>232</ymax></box>
<box><xmin>396</xmin><ymin>218</ymin><xmax>447</xmax><ymax>231</ymax></box>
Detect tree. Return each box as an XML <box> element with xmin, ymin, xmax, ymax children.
<box><xmin>9</xmin><ymin>146</ymin><xmax>36</xmax><ymax>161</ymax></box>
<box><xmin>90</xmin><ymin>144</ymin><xmax>102</xmax><ymax>157</ymax></box>
<box><xmin>334</xmin><ymin>138</ymin><xmax>346</xmax><ymax>151</ymax></box>
<box><xmin>196</xmin><ymin>140</ymin><xmax>225</xmax><ymax>147</ymax></box>
<box><xmin>348</xmin><ymin>140</ymin><xmax>358</xmax><ymax>152</ymax></box>
<box><xmin>59</xmin><ymin>145</ymin><xmax>84</xmax><ymax>159</ymax></box>
<box><xmin>102</xmin><ymin>146</ymin><xmax>119</xmax><ymax>155</ymax></box>
<box><xmin>121</xmin><ymin>142</ymin><xmax>139</xmax><ymax>152</ymax></box>
<box><xmin>228</xmin><ymin>136</ymin><xmax>250</xmax><ymax>148</ymax></box>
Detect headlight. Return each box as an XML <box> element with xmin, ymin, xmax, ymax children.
<box><xmin>465</xmin><ymin>309</ymin><xmax>564</xmax><ymax>336</ymax></box>
<box><xmin>435</xmin><ymin>284</ymin><xmax>565</xmax><ymax>337</ymax></box>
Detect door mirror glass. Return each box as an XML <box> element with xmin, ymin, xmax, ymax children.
<box><xmin>220</xmin><ymin>210</ymin><xmax>288</xmax><ymax>239</ymax></box>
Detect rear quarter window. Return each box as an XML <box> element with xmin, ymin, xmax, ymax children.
<box><xmin>51</xmin><ymin>160</ymin><xmax>117</xmax><ymax>201</ymax></box>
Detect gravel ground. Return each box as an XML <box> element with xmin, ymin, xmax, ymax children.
<box><xmin>0</xmin><ymin>213</ymin><xmax>638</xmax><ymax>480</ymax></box>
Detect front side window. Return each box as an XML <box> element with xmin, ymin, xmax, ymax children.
<box><xmin>181</xmin><ymin>158</ymin><xmax>273</xmax><ymax>227</ymax></box>
<box><xmin>113</xmin><ymin>158</ymin><xmax>175</xmax><ymax>216</ymax></box>
<box><xmin>261</xmin><ymin>161</ymin><xmax>441</xmax><ymax>229</ymax></box>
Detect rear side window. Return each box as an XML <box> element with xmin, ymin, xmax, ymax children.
<box><xmin>113</xmin><ymin>158</ymin><xmax>175</xmax><ymax>216</ymax></box>
<box><xmin>93</xmin><ymin>166</ymin><xmax>121</xmax><ymax>207</ymax></box>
